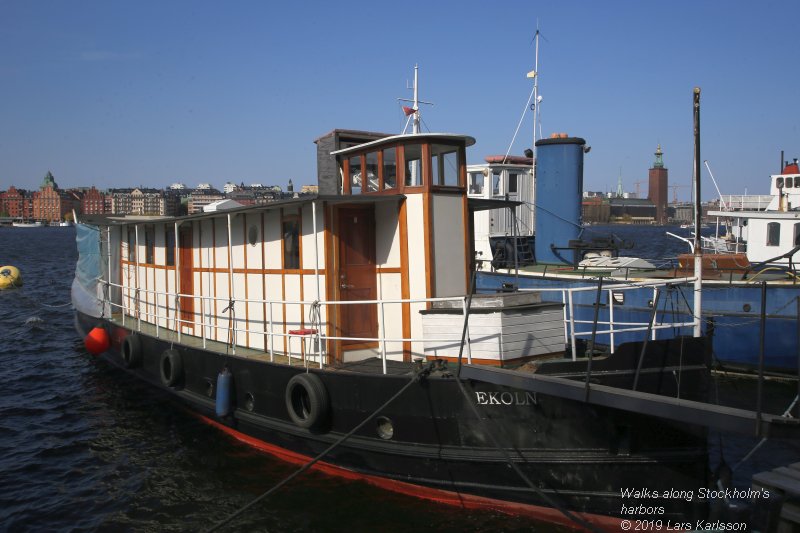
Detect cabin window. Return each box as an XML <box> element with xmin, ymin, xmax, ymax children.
<box><xmin>404</xmin><ymin>144</ymin><xmax>423</xmax><ymax>187</ymax></box>
<box><xmin>492</xmin><ymin>171</ymin><xmax>501</xmax><ymax>196</ymax></box>
<box><xmin>165</xmin><ymin>228</ymin><xmax>175</xmax><ymax>266</ymax></box>
<box><xmin>431</xmin><ymin>144</ymin><xmax>459</xmax><ymax>187</ymax></box>
<box><xmin>383</xmin><ymin>147</ymin><xmax>397</xmax><ymax>189</ymax></box>
<box><xmin>508</xmin><ymin>173</ymin><xmax>519</xmax><ymax>194</ymax></box>
<box><xmin>282</xmin><ymin>217</ymin><xmax>300</xmax><ymax>269</ymax></box>
<box><xmin>794</xmin><ymin>223</ymin><xmax>800</xmax><ymax>246</ymax></box>
<box><xmin>127</xmin><ymin>227</ymin><xmax>136</xmax><ymax>262</ymax></box>
<box><xmin>767</xmin><ymin>222</ymin><xmax>780</xmax><ymax>246</ymax></box>
<box><xmin>349</xmin><ymin>156</ymin><xmax>362</xmax><ymax>195</ymax></box>
<box><xmin>787</xmin><ymin>177</ymin><xmax>794</xmax><ymax>188</ymax></box>
<box><xmin>144</xmin><ymin>225</ymin><xmax>155</xmax><ymax>264</ymax></box>
<box><xmin>777</xmin><ymin>177</ymin><xmax>784</xmax><ymax>189</ymax></box>
<box><xmin>248</xmin><ymin>225</ymin><xmax>259</xmax><ymax>247</ymax></box>
<box><xmin>365</xmin><ymin>152</ymin><xmax>379</xmax><ymax>192</ymax></box>
<box><xmin>469</xmin><ymin>172</ymin><xmax>484</xmax><ymax>194</ymax></box>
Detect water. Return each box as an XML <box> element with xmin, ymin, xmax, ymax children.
<box><xmin>0</xmin><ymin>227</ymin><xmax>544</xmax><ymax>532</ymax></box>
<box><xmin>0</xmin><ymin>226</ymin><xmax>797</xmax><ymax>532</ymax></box>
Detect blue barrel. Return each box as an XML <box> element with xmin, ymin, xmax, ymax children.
<box><xmin>216</xmin><ymin>367</ymin><xmax>233</xmax><ymax>417</ymax></box>
<box><xmin>534</xmin><ymin>136</ymin><xmax>586</xmax><ymax>265</ymax></box>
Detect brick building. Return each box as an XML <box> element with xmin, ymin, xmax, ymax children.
<box><xmin>0</xmin><ymin>186</ymin><xmax>33</xmax><ymax>219</ymax></box>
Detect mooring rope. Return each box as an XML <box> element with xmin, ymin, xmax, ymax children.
<box><xmin>204</xmin><ymin>362</ymin><xmax>434</xmax><ymax>533</ymax></box>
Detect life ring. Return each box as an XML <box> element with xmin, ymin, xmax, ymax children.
<box><xmin>121</xmin><ymin>334</ymin><xmax>143</xmax><ymax>368</ymax></box>
<box><xmin>285</xmin><ymin>373</ymin><xmax>330</xmax><ymax>430</ymax></box>
<box><xmin>160</xmin><ymin>349</ymin><xmax>183</xmax><ymax>387</ymax></box>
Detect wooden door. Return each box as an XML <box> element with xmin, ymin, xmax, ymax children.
<box><xmin>337</xmin><ymin>207</ymin><xmax>378</xmax><ymax>347</ymax></box>
<box><xmin>178</xmin><ymin>224</ymin><xmax>194</xmax><ymax>326</ymax></box>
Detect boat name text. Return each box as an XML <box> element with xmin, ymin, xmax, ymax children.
<box><xmin>474</xmin><ymin>391</ymin><xmax>537</xmax><ymax>406</ymax></box>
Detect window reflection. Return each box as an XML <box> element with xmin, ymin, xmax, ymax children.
<box><xmin>383</xmin><ymin>147</ymin><xmax>397</xmax><ymax>189</ymax></box>
<box><xmin>283</xmin><ymin>218</ymin><xmax>300</xmax><ymax>269</ymax></box>
<box><xmin>365</xmin><ymin>152</ymin><xmax>379</xmax><ymax>192</ymax></box>
<box><xmin>350</xmin><ymin>156</ymin><xmax>362</xmax><ymax>194</ymax></box>
<box><xmin>404</xmin><ymin>144</ymin><xmax>422</xmax><ymax>187</ymax></box>
<box><xmin>431</xmin><ymin>144</ymin><xmax>459</xmax><ymax>186</ymax></box>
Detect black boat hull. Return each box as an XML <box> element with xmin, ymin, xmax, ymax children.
<box><xmin>76</xmin><ymin>311</ymin><xmax>710</xmax><ymax>528</ymax></box>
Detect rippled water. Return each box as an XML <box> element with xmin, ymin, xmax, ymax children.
<box><xmin>0</xmin><ymin>227</ymin><xmax>549</xmax><ymax>533</ymax></box>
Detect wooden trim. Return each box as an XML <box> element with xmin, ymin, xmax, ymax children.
<box><xmin>422</xmin><ymin>192</ymin><xmax>435</xmax><ymax>298</ymax></box>
<box><xmin>342</xmin><ymin>158</ymin><xmax>351</xmax><ymax>195</ymax></box>
<box><xmin>398</xmin><ymin>199</ymin><xmax>411</xmax><ymax>362</ymax></box>
<box><xmin>375</xmin><ymin>266</ymin><xmax>402</xmax><ymax>274</ymax></box>
<box><xmin>120</xmin><ymin>261</ymin><xmax>176</xmax><ymax>271</ymax></box>
<box><xmin>323</xmin><ymin>202</ymin><xmax>337</xmax><ymax>365</ymax></box>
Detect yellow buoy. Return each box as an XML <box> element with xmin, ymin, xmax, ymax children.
<box><xmin>0</xmin><ymin>266</ymin><xmax>22</xmax><ymax>289</ymax></box>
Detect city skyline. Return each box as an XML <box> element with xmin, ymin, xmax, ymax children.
<box><xmin>2</xmin><ymin>1</ymin><xmax>799</xmax><ymax>201</ymax></box>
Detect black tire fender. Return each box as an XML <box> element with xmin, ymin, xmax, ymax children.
<box><xmin>285</xmin><ymin>373</ymin><xmax>330</xmax><ymax>430</ymax></box>
<box><xmin>160</xmin><ymin>349</ymin><xmax>183</xmax><ymax>387</ymax></box>
<box><xmin>121</xmin><ymin>334</ymin><xmax>143</xmax><ymax>369</ymax></box>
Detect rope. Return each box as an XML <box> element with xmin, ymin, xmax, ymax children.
<box><xmin>221</xmin><ymin>299</ymin><xmax>236</xmax><ymax>349</ymax></box>
<box><xmin>501</xmin><ymin>83</ymin><xmax>536</xmax><ymax>164</ymax></box>
<box><xmin>204</xmin><ymin>362</ymin><xmax>434</xmax><ymax>533</ymax></box>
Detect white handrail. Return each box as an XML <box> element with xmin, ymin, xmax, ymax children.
<box><xmin>103</xmin><ymin>275</ymin><xmax>697</xmax><ymax>374</ymax></box>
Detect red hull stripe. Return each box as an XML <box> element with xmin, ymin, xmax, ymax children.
<box><xmin>198</xmin><ymin>414</ymin><xmax>620</xmax><ymax>532</ymax></box>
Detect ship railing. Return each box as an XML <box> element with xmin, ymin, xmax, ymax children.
<box><xmin>103</xmin><ymin>275</ymin><xmax>700</xmax><ymax>373</ymax></box>
<box><xmin>514</xmin><ymin>277</ymin><xmax>699</xmax><ymax>360</ymax></box>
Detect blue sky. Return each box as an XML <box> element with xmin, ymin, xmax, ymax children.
<box><xmin>1</xmin><ymin>0</ymin><xmax>799</xmax><ymax>201</ymax></box>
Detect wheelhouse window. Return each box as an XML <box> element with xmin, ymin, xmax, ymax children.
<box><xmin>787</xmin><ymin>177</ymin><xmax>794</xmax><ymax>188</ymax></box>
<box><xmin>469</xmin><ymin>171</ymin><xmax>484</xmax><ymax>194</ymax></box>
<box><xmin>431</xmin><ymin>144</ymin><xmax>459</xmax><ymax>187</ymax></box>
<box><xmin>349</xmin><ymin>156</ymin><xmax>362</xmax><ymax>195</ymax></box>
<box><xmin>365</xmin><ymin>151</ymin><xmax>379</xmax><ymax>192</ymax></box>
<box><xmin>282</xmin><ymin>217</ymin><xmax>300</xmax><ymax>269</ymax></box>
<box><xmin>165</xmin><ymin>227</ymin><xmax>175</xmax><ymax>266</ymax></box>
<box><xmin>404</xmin><ymin>144</ymin><xmax>423</xmax><ymax>187</ymax></box>
<box><xmin>383</xmin><ymin>147</ymin><xmax>397</xmax><ymax>189</ymax></box>
<box><xmin>144</xmin><ymin>225</ymin><xmax>155</xmax><ymax>264</ymax></box>
<box><xmin>492</xmin><ymin>171</ymin><xmax>501</xmax><ymax>196</ymax></box>
<box><xmin>767</xmin><ymin>222</ymin><xmax>780</xmax><ymax>246</ymax></box>
<box><xmin>794</xmin><ymin>223</ymin><xmax>800</xmax><ymax>246</ymax></box>
<box><xmin>508</xmin><ymin>173</ymin><xmax>519</xmax><ymax>194</ymax></box>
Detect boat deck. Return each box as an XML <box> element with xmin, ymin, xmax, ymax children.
<box><xmin>108</xmin><ymin>313</ymin><xmax>415</xmax><ymax>376</ymax></box>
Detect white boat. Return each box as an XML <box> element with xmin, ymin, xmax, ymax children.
<box><xmin>12</xmin><ymin>220</ymin><xmax>44</xmax><ymax>228</ymax></box>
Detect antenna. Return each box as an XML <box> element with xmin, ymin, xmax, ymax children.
<box><xmin>703</xmin><ymin>160</ymin><xmax>727</xmax><ymax>210</ymax></box>
<box><xmin>398</xmin><ymin>64</ymin><xmax>434</xmax><ymax>134</ymax></box>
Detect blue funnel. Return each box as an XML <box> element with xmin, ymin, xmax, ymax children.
<box><xmin>534</xmin><ymin>136</ymin><xmax>586</xmax><ymax>265</ymax></box>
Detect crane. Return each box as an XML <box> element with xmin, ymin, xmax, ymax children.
<box><xmin>669</xmin><ymin>184</ymin><xmax>689</xmax><ymax>204</ymax></box>
<box><xmin>633</xmin><ymin>180</ymin><xmax>646</xmax><ymax>198</ymax></box>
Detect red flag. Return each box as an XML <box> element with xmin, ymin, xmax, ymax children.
<box><xmin>402</xmin><ymin>106</ymin><xmax>416</xmax><ymax>116</ymax></box>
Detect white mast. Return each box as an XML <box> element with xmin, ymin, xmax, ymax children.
<box><xmin>528</xmin><ymin>27</ymin><xmax>542</xmax><ymax>161</ymax></box>
<box><xmin>399</xmin><ymin>64</ymin><xmax>433</xmax><ymax>135</ymax></box>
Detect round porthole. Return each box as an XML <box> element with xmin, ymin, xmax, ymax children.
<box><xmin>244</xmin><ymin>392</ymin><xmax>255</xmax><ymax>412</ymax></box>
<box><xmin>376</xmin><ymin>416</ymin><xmax>394</xmax><ymax>440</ymax></box>
<box><xmin>743</xmin><ymin>303</ymin><xmax>751</xmax><ymax>312</ymax></box>
<box><xmin>248</xmin><ymin>226</ymin><xmax>259</xmax><ymax>247</ymax></box>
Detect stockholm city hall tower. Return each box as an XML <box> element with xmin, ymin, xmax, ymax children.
<box><xmin>648</xmin><ymin>144</ymin><xmax>668</xmax><ymax>224</ymax></box>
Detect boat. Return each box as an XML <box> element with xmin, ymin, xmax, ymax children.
<box><xmin>12</xmin><ymin>220</ymin><xmax>44</xmax><ymax>228</ymax></box>
<box><xmin>473</xmin><ymin>80</ymin><xmax>800</xmax><ymax>373</ymax></box>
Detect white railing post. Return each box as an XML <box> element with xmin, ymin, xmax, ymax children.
<box><xmin>379</xmin><ymin>300</ymin><xmax>388</xmax><ymax>374</ymax></box>
<box><xmin>268</xmin><ymin>301</ymin><xmax>274</xmax><ymax>362</ymax></box>
<box><xmin>608</xmin><ymin>288</ymin><xmax>615</xmax><ymax>353</ymax></box>
<box><xmin>568</xmin><ymin>290</ymin><xmax>577</xmax><ymax>361</ymax></box>
<box><xmin>201</xmin><ymin>296</ymin><xmax>207</xmax><ymax>349</ymax></box>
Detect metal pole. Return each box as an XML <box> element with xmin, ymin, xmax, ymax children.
<box><xmin>693</xmin><ymin>87</ymin><xmax>703</xmax><ymax>337</ymax></box>
<box><xmin>585</xmin><ymin>277</ymin><xmax>604</xmax><ymax>401</ymax></box>
<box><xmin>756</xmin><ymin>281</ymin><xmax>766</xmax><ymax>436</ymax></box>
<box><xmin>797</xmin><ymin>297</ymin><xmax>800</xmax><ymax>419</ymax></box>
<box><xmin>633</xmin><ymin>288</ymin><xmax>661</xmax><ymax>391</ymax></box>
<box><xmin>135</xmin><ymin>225</ymin><xmax>141</xmax><ymax>331</ymax></box>
<box><xmin>312</xmin><ymin>200</ymin><xmax>322</xmax><ymax>364</ymax></box>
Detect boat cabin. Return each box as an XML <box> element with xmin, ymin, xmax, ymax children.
<box><xmin>90</xmin><ymin>130</ymin><xmax>559</xmax><ymax>367</ymax></box>
<box><xmin>466</xmin><ymin>155</ymin><xmax>535</xmax><ymax>267</ymax></box>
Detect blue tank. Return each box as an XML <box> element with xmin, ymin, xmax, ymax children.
<box><xmin>215</xmin><ymin>366</ymin><xmax>233</xmax><ymax>417</ymax></box>
<box><xmin>534</xmin><ymin>136</ymin><xmax>586</xmax><ymax>264</ymax></box>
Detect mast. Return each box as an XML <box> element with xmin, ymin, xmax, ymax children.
<box><xmin>528</xmin><ymin>28</ymin><xmax>542</xmax><ymax>161</ymax></box>
<box><xmin>412</xmin><ymin>64</ymin><xmax>420</xmax><ymax>134</ymax></box>
<box><xmin>693</xmin><ymin>87</ymin><xmax>703</xmax><ymax>338</ymax></box>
